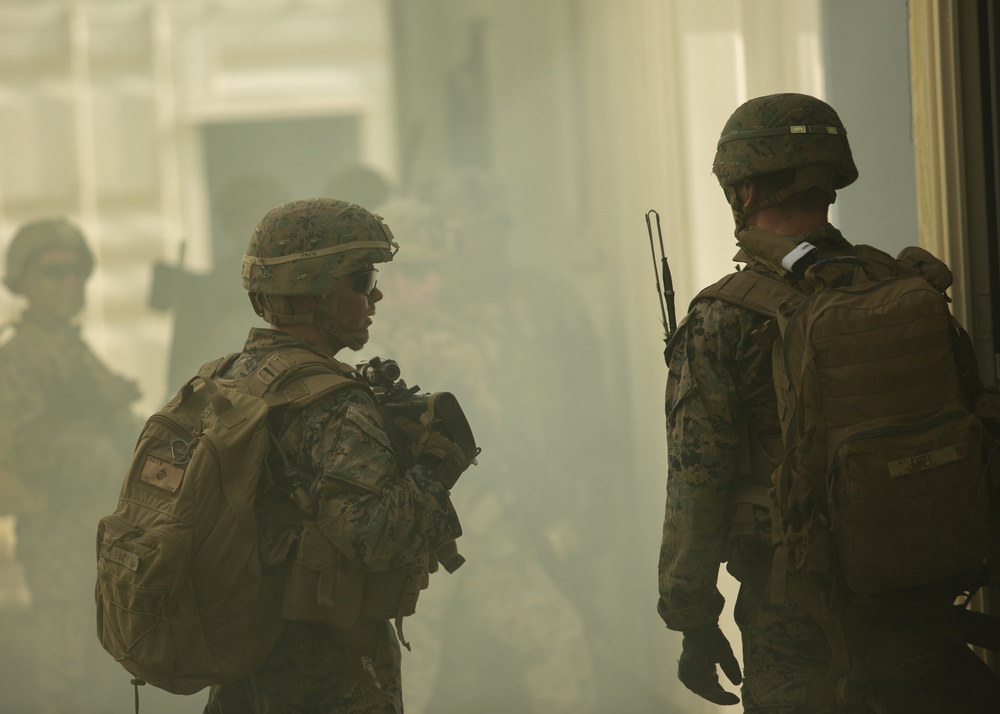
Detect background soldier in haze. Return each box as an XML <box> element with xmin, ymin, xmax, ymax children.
<box><xmin>657</xmin><ymin>93</ymin><xmax>1000</xmax><ymax>713</ymax></box>
<box><xmin>203</xmin><ymin>197</ymin><xmax>468</xmax><ymax>714</ymax></box>
<box><xmin>0</xmin><ymin>218</ymin><xmax>142</xmax><ymax>713</ymax></box>
<box><xmin>374</xmin><ymin>172</ymin><xmax>643</xmax><ymax>713</ymax></box>
<box><xmin>149</xmin><ymin>175</ymin><xmax>291</xmax><ymax>394</ymax></box>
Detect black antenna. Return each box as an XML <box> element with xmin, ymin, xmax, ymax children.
<box><xmin>646</xmin><ymin>209</ymin><xmax>677</xmax><ymax>335</ymax></box>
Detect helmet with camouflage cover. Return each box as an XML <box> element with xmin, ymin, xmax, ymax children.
<box><xmin>4</xmin><ymin>217</ymin><xmax>93</xmax><ymax>295</ymax></box>
<box><xmin>713</xmin><ymin>93</ymin><xmax>857</xmax><ymax>222</ymax></box>
<box><xmin>242</xmin><ymin>197</ymin><xmax>397</xmax><ymax>327</ymax></box>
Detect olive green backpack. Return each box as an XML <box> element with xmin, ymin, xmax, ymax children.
<box><xmin>697</xmin><ymin>237</ymin><xmax>994</xmax><ymax>600</ymax></box>
<box><xmin>95</xmin><ymin>348</ymin><xmax>359</xmax><ymax>696</ymax></box>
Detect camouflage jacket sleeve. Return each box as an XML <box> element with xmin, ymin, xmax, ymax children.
<box><xmin>657</xmin><ymin>299</ymin><xmax>746</xmax><ymax>632</ymax></box>
<box><xmin>281</xmin><ymin>387</ymin><xmax>462</xmax><ymax>572</ymax></box>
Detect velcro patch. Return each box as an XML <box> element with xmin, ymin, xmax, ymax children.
<box><xmin>139</xmin><ymin>454</ymin><xmax>185</xmax><ymax>493</ymax></box>
<box><xmin>886</xmin><ymin>445</ymin><xmax>960</xmax><ymax>478</ymax></box>
<box><xmin>100</xmin><ymin>542</ymin><xmax>139</xmax><ymax>571</ymax></box>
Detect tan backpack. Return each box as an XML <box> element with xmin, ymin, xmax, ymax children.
<box><xmin>95</xmin><ymin>348</ymin><xmax>358</xmax><ymax>695</ymax></box>
<box><xmin>698</xmin><ymin>239</ymin><xmax>993</xmax><ymax>597</ymax></box>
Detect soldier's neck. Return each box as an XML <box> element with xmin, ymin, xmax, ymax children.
<box><xmin>746</xmin><ymin>208</ymin><xmax>829</xmax><ymax>237</ymax></box>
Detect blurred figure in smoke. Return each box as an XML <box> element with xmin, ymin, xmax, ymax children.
<box><xmin>375</xmin><ymin>175</ymin><xmax>612</xmax><ymax>713</ymax></box>
<box><xmin>151</xmin><ymin>176</ymin><xmax>290</xmax><ymax>394</ymax></box>
<box><xmin>0</xmin><ymin>217</ymin><xmax>142</xmax><ymax>713</ymax></box>
<box><xmin>323</xmin><ymin>163</ymin><xmax>394</xmax><ymax>210</ymax></box>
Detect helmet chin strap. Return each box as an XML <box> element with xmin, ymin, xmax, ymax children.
<box><xmin>724</xmin><ymin>187</ymin><xmax>750</xmax><ymax>238</ymax></box>
<box><xmin>725</xmin><ymin>164</ymin><xmax>837</xmax><ymax>237</ymax></box>
<box><xmin>315</xmin><ymin>311</ymin><xmax>369</xmax><ymax>352</ymax></box>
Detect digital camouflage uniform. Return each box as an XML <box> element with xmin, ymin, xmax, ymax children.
<box><xmin>660</xmin><ymin>91</ymin><xmax>1000</xmax><ymax>714</ymax></box>
<box><xmin>203</xmin><ymin>328</ymin><xmax>463</xmax><ymax>714</ymax></box>
<box><xmin>659</xmin><ymin>224</ymin><xmax>854</xmax><ymax>713</ymax></box>
<box><xmin>0</xmin><ymin>308</ymin><xmax>141</xmax><ymax>714</ymax></box>
<box><xmin>661</xmin><ymin>228</ymin><xmax>1000</xmax><ymax>714</ymax></box>
<box><xmin>203</xmin><ymin>197</ymin><xmax>465</xmax><ymax>714</ymax></box>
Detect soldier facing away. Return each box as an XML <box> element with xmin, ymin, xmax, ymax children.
<box><xmin>202</xmin><ymin>197</ymin><xmax>471</xmax><ymax>714</ymax></box>
<box><xmin>657</xmin><ymin>93</ymin><xmax>1000</xmax><ymax>712</ymax></box>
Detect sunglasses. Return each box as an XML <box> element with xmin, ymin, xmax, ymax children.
<box><xmin>35</xmin><ymin>262</ymin><xmax>90</xmax><ymax>281</ymax></box>
<box><xmin>353</xmin><ymin>268</ymin><xmax>379</xmax><ymax>296</ymax></box>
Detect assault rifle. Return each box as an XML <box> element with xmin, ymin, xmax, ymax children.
<box><xmin>355</xmin><ymin>356</ymin><xmax>481</xmax><ymax>466</ymax></box>
<box><xmin>355</xmin><ymin>356</ymin><xmax>481</xmax><ymax>574</ymax></box>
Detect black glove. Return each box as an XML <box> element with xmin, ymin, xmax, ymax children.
<box><xmin>677</xmin><ymin>624</ymin><xmax>742</xmax><ymax>706</ymax></box>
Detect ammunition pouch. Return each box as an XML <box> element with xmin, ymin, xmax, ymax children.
<box><xmin>281</xmin><ymin>522</ymin><xmax>429</xmax><ymax>629</ymax></box>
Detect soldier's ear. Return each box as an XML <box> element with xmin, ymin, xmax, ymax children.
<box><xmin>738</xmin><ymin>180</ymin><xmax>758</xmax><ymax>210</ymax></box>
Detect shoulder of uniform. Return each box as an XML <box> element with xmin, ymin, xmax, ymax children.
<box><xmin>691</xmin><ymin>267</ymin><xmax>797</xmax><ymax>319</ymax></box>
<box><xmin>284</xmin><ymin>373</ymin><xmax>371</xmax><ymax>410</ymax></box>
<box><xmin>0</xmin><ymin>324</ymin><xmax>59</xmax><ymax>362</ymax></box>
<box><xmin>223</xmin><ymin>345</ymin><xmax>371</xmax><ymax>408</ymax></box>
<box><xmin>665</xmin><ymin>268</ymin><xmax>788</xmax><ymax>365</ymax></box>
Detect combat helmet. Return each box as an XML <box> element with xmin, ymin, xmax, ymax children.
<box><xmin>713</xmin><ymin>93</ymin><xmax>858</xmax><ymax>219</ymax></box>
<box><xmin>3</xmin><ymin>217</ymin><xmax>93</xmax><ymax>295</ymax></box>
<box><xmin>242</xmin><ymin>197</ymin><xmax>397</xmax><ymax>326</ymax></box>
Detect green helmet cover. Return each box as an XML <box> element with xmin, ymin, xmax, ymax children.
<box><xmin>242</xmin><ymin>197</ymin><xmax>397</xmax><ymax>296</ymax></box>
<box><xmin>712</xmin><ymin>93</ymin><xmax>858</xmax><ymax>190</ymax></box>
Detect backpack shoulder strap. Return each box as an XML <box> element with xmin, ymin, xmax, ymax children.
<box><xmin>663</xmin><ymin>267</ymin><xmax>803</xmax><ymax>364</ymax></box>
<box><xmin>236</xmin><ymin>347</ymin><xmax>371</xmax><ymax>409</ymax></box>
<box><xmin>198</xmin><ymin>353</ymin><xmax>240</xmax><ymax>380</ymax></box>
<box><xmin>694</xmin><ymin>268</ymin><xmax>803</xmax><ymax>319</ymax></box>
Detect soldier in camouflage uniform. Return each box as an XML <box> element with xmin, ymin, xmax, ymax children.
<box><xmin>372</xmin><ymin>193</ymin><xmax>602</xmax><ymax>714</ymax></box>
<box><xmin>658</xmin><ymin>93</ymin><xmax>1000</xmax><ymax>713</ymax></box>
<box><xmin>203</xmin><ymin>197</ymin><xmax>468</xmax><ymax>714</ymax></box>
<box><xmin>0</xmin><ymin>217</ymin><xmax>142</xmax><ymax>713</ymax></box>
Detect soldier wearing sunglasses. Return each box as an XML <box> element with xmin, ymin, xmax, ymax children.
<box><xmin>0</xmin><ymin>217</ymin><xmax>141</xmax><ymax>712</ymax></box>
<box><xmin>202</xmin><ymin>198</ymin><xmax>471</xmax><ymax>714</ymax></box>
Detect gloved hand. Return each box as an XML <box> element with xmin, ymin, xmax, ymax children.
<box><xmin>418</xmin><ymin>432</ymin><xmax>474</xmax><ymax>489</ymax></box>
<box><xmin>394</xmin><ymin>416</ymin><xmax>475</xmax><ymax>489</ymax></box>
<box><xmin>677</xmin><ymin>623</ymin><xmax>742</xmax><ymax>706</ymax></box>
